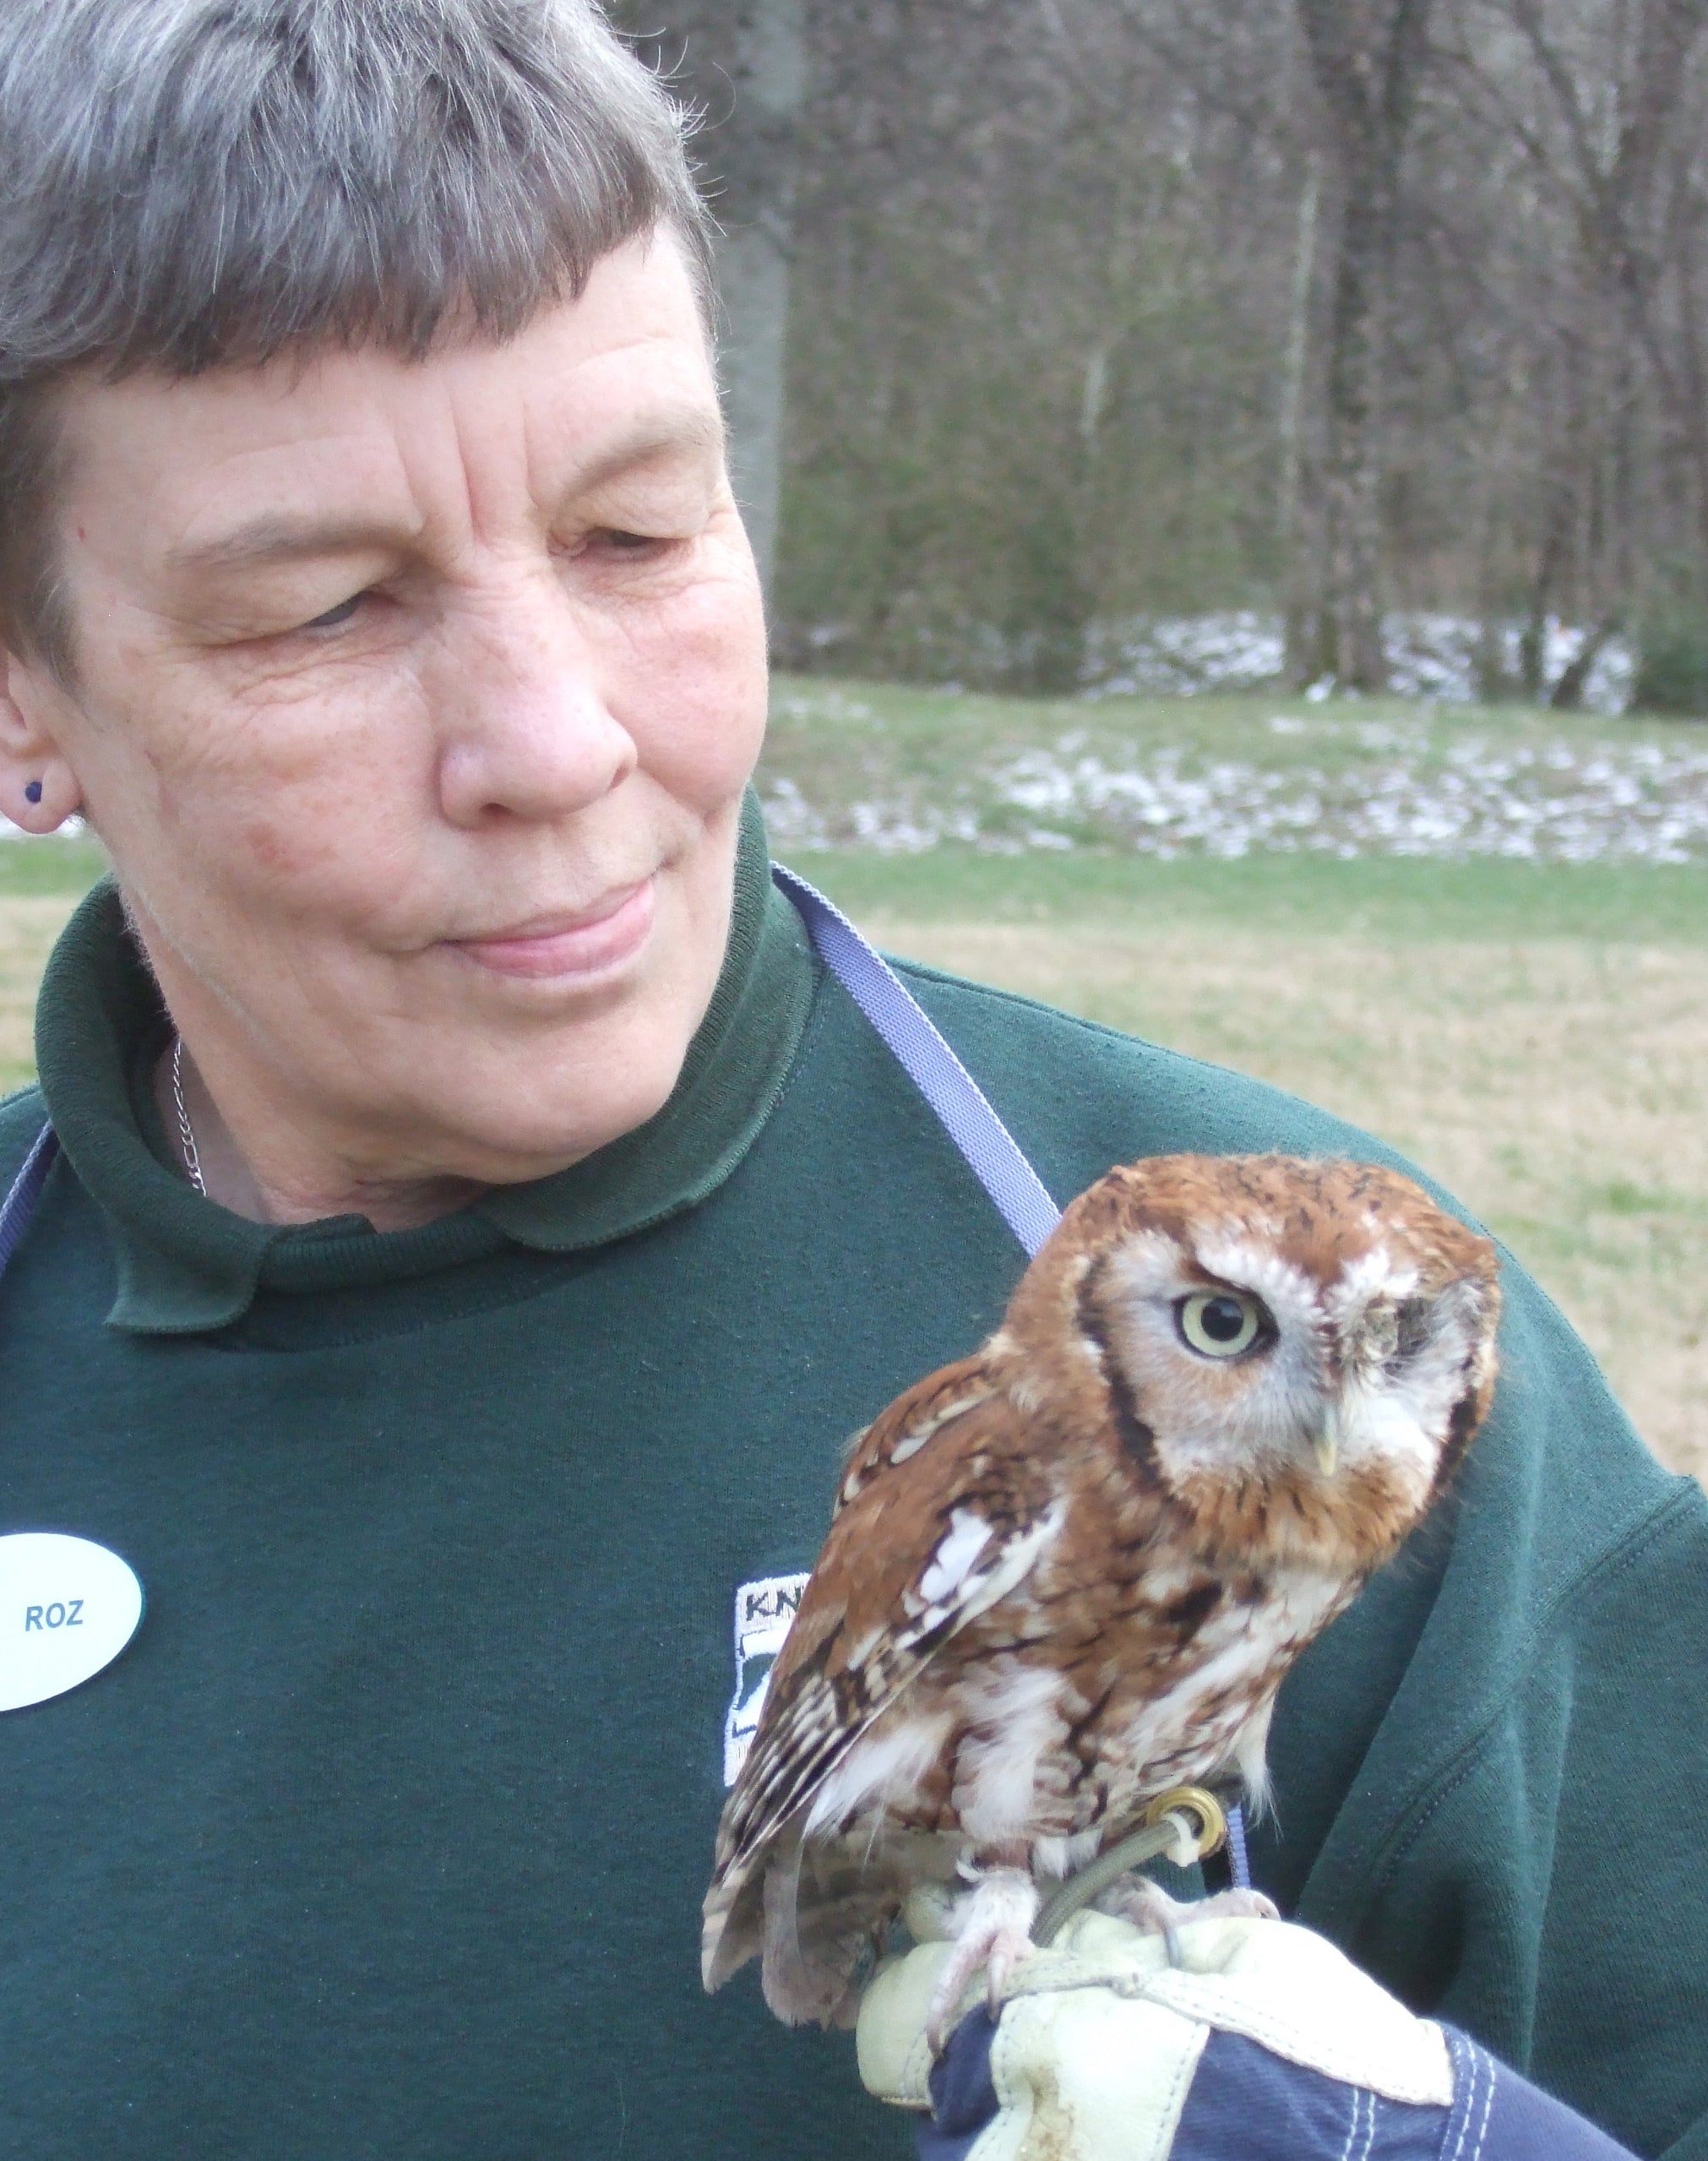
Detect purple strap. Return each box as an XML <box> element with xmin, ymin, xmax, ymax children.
<box><xmin>775</xmin><ymin>863</ymin><xmax>1253</xmax><ymax>1892</ymax></box>
<box><xmin>1224</xmin><ymin>1794</ymin><xmax>1251</xmax><ymax>1891</ymax></box>
<box><xmin>0</xmin><ymin>1119</ymin><xmax>57</xmax><ymax>1277</ymax></box>
<box><xmin>773</xmin><ymin>865</ymin><xmax>1063</xmax><ymax>1261</ymax></box>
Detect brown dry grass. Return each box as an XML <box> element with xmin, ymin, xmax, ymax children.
<box><xmin>862</xmin><ymin>916</ymin><xmax>1708</xmax><ymax>1483</ymax></box>
<box><xmin>0</xmin><ymin>897</ymin><xmax>77</xmax><ymax>1092</ymax></box>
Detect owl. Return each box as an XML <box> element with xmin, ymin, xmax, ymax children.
<box><xmin>701</xmin><ymin>1153</ymin><xmax>1501</xmax><ymax>2044</ymax></box>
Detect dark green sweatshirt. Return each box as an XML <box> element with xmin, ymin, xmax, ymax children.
<box><xmin>1</xmin><ymin>808</ymin><xmax>1704</xmax><ymax>2160</ymax></box>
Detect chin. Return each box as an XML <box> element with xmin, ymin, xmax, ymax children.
<box><xmin>430</xmin><ymin>1032</ymin><xmax>687</xmax><ymax>1181</ymax></box>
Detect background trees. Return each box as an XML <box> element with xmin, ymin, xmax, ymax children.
<box><xmin>623</xmin><ymin>0</ymin><xmax>1708</xmax><ymax>702</ymax></box>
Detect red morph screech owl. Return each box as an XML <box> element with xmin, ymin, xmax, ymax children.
<box><xmin>702</xmin><ymin>1153</ymin><xmax>1501</xmax><ymax>2045</ymax></box>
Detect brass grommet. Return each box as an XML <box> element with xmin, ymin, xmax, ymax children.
<box><xmin>1141</xmin><ymin>1785</ymin><xmax>1228</xmax><ymax>1859</ymax></box>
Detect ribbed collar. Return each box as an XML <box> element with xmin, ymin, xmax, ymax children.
<box><xmin>34</xmin><ymin>795</ymin><xmax>818</xmax><ymax>1334</ymax></box>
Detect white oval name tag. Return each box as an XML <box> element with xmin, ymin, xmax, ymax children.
<box><xmin>0</xmin><ymin>1532</ymin><xmax>144</xmax><ymax>1713</ymax></box>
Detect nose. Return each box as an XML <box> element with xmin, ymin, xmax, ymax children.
<box><xmin>430</xmin><ymin>569</ymin><xmax>639</xmax><ymax>828</ymax></box>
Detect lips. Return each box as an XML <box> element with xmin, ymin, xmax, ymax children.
<box><xmin>449</xmin><ymin>876</ymin><xmax>656</xmax><ymax>982</ymax></box>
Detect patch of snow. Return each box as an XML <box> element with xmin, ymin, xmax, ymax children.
<box><xmin>1083</xmin><ymin>611</ymin><xmax>1283</xmax><ymax>697</ymax></box>
<box><xmin>764</xmin><ymin>736</ymin><xmax>1708</xmax><ymax>864</ymax></box>
<box><xmin>1076</xmin><ymin>610</ymin><xmax>1634</xmax><ymax>716</ymax></box>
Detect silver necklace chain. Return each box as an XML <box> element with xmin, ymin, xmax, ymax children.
<box><xmin>171</xmin><ymin>1035</ymin><xmax>206</xmax><ymax>1196</ymax></box>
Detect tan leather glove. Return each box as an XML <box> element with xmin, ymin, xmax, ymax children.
<box><xmin>856</xmin><ymin>1907</ymin><xmax>1634</xmax><ymax>2161</ymax></box>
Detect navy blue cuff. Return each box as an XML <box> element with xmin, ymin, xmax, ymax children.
<box><xmin>920</xmin><ymin>2005</ymin><xmax>1001</xmax><ymax>2161</ymax></box>
<box><xmin>917</xmin><ymin>2010</ymin><xmax>1639</xmax><ymax>2161</ymax></box>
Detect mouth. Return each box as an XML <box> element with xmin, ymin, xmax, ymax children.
<box><xmin>448</xmin><ymin>877</ymin><xmax>656</xmax><ymax>983</ymax></box>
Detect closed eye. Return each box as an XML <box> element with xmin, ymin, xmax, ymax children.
<box><xmin>302</xmin><ymin>592</ymin><xmax>367</xmax><ymax>631</ymax></box>
<box><xmin>581</xmin><ymin>527</ymin><xmax>686</xmax><ymax>563</ymax></box>
<box><xmin>1394</xmin><ymin>1298</ymin><xmax>1433</xmax><ymax>1360</ymax></box>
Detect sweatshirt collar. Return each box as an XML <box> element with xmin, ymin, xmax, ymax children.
<box><xmin>34</xmin><ymin>794</ymin><xmax>817</xmax><ymax>1334</ymax></box>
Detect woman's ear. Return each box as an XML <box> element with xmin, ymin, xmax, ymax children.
<box><xmin>0</xmin><ymin>645</ymin><xmax>84</xmax><ymax>833</ymax></box>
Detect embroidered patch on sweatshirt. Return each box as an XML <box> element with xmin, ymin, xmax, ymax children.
<box><xmin>724</xmin><ymin>1572</ymin><xmax>809</xmax><ymax>1786</ymax></box>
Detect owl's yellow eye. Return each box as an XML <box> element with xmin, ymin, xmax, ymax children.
<box><xmin>1176</xmin><ymin>1291</ymin><xmax>1271</xmax><ymax>1359</ymax></box>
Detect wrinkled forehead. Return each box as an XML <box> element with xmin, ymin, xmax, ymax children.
<box><xmin>44</xmin><ymin>237</ymin><xmax>723</xmax><ymax>580</ymax></box>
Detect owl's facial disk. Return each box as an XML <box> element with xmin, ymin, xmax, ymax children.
<box><xmin>1096</xmin><ymin>1226</ymin><xmax>1474</xmax><ymax>1521</ymax></box>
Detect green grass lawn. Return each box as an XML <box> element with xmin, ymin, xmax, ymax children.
<box><xmin>797</xmin><ymin>846</ymin><xmax>1708</xmax><ymax>944</ymax></box>
<box><xmin>763</xmin><ymin>677</ymin><xmax>1708</xmax><ymax>791</ymax></box>
<box><xmin>0</xmin><ymin>835</ymin><xmax>108</xmax><ymax>897</ymax></box>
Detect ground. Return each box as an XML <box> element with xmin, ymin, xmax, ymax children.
<box><xmin>4</xmin><ymin>679</ymin><xmax>1705</xmax><ymax>1481</ymax></box>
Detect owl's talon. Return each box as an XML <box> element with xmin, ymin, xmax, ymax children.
<box><xmin>1197</xmin><ymin>1886</ymin><xmax>1281</xmax><ymax>1924</ymax></box>
<box><xmin>925</xmin><ymin>1866</ymin><xmax>1039</xmax><ymax>2052</ymax></box>
<box><xmin>1096</xmin><ymin>1873</ymin><xmax>1278</xmax><ymax>1963</ymax></box>
<box><xmin>982</xmin><ymin>1924</ymin><xmax>1031</xmax><ymax>2008</ymax></box>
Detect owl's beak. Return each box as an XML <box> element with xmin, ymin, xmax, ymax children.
<box><xmin>1312</xmin><ymin>1403</ymin><xmax>1341</xmax><ymax>1478</ymax></box>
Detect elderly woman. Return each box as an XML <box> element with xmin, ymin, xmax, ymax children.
<box><xmin>0</xmin><ymin>4</ymin><xmax>1700</xmax><ymax>2158</ymax></box>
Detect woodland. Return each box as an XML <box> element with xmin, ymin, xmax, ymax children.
<box><xmin>616</xmin><ymin>0</ymin><xmax>1708</xmax><ymax>710</ymax></box>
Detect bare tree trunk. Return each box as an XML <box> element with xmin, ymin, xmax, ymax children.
<box><xmin>1280</xmin><ymin>156</ymin><xmax>1323</xmax><ymax>683</ymax></box>
<box><xmin>1549</xmin><ymin>612</ymin><xmax>1621</xmax><ymax>708</ymax></box>
<box><xmin>714</xmin><ymin>0</ymin><xmax>807</xmax><ymax>599</ymax></box>
<box><xmin>1315</xmin><ymin>177</ymin><xmax>1390</xmax><ymax>689</ymax></box>
<box><xmin>717</xmin><ymin>225</ymin><xmax>793</xmax><ymax>597</ymax></box>
<box><xmin>1471</xmin><ymin>357</ymin><xmax>1526</xmax><ymax>700</ymax></box>
<box><xmin>1520</xmin><ymin>480</ymin><xmax>1572</xmax><ymax>700</ymax></box>
<box><xmin>1667</xmin><ymin>184</ymin><xmax>1708</xmax><ymax>580</ymax></box>
<box><xmin>1292</xmin><ymin>0</ymin><xmax>1435</xmax><ymax>692</ymax></box>
<box><xmin>1493</xmin><ymin>0</ymin><xmax>1708</xmax><ymax>629</ymax></box>
<box><xmin>624</xmin><ymin>0</ymin><xmax>807</xmax><ymax>600</ymax></box>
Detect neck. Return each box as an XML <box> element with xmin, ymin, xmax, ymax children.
<box><xmin>152</xmin><ymin>1041</ymin><xmax>487</xmax><ymax>1233</ymax></box>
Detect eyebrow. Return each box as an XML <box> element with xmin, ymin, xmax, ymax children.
<box><xmin>165</xmin><ymin>405</ymin><xmax>726</xmax><ymax>578</ymax></box>
<box><xmin>165</xmin><ymin>514</ymin><xmax>414</xmax><ymax>579</ymax></box>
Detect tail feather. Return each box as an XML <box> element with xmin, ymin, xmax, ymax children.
<box><xmin>704</xmin><ymin>1816</ymin><xmax>960</xmax><ymax>2030</ymax></box>
<box><xmin>700</xmin><ymin>1856</ymin><xmax>766</xmax><ymax>1995</ymax></box>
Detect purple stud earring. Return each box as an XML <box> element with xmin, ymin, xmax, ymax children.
<box><xmin>23</xmin><ymin>781</ymin><xmax>41</xmax><ymax>804</ymax></box>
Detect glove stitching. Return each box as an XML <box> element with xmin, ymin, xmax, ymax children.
<box><xmin>1334</xmin><ymin>2083</ymin><xmax>1361</xmax><ymax>2161</ymax></box>
<box><xmin>1470</xmin><ymin>2057</ymin><xmax>1498</xmax><ymax>2161</ymax></box>
<box><xmin>1443</xmin><ymin>2037</ymin><xmax>1482</xmax><ymax>2161</ymax></box>
<box><xmin>900</xmin><ymin>2028</ymin><xmax>935</xmax><ymax>2109</ymax></box>
<box><xmin>1144</xmin><ymin>1976</ymin><xmax>1450</xmax><ymax>2105</ymax></box>
<box><xmin>1446</xmin><ymin>2041</ymin><xmax>1498</xmax><ymax>2161</ymax></box>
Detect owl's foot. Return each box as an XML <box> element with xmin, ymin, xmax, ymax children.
<box><xmin>926</xmin><ymin>1866</ymin><xmax>1040</xmax><ymax>2053</ymax></box>
<box><xmin>1191</xmin><ymin>1886</ymin><xmax>1280</xmax><ymax>1926</ymax></box>
<box><xmin>1096</xmin><ymin>1875</ymin><xmax>1279</xmax><ymax>1964</ymax></box>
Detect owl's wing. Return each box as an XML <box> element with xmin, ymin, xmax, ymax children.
<box><xmin>835</xmin><ymin>1353</ymin><xmax>999</xmax><ymax>1512</ymax></box>
<box><xmin>705</xmin><ymin>1382</ymin><xmax>1059</xmax><ymax>1982</ymax></box>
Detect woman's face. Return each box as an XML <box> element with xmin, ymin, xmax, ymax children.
<box><xmin>0</xmin><ymin>233</ymin><xmax>770</xmax><ymax>1191</ymax></box>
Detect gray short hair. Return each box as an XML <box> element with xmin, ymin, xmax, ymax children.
<box><xmin>0</xmin><ymin>0</ymin><xmax>709</xmax><ymax>673</ymax></box>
